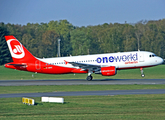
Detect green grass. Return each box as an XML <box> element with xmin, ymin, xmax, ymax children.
<box><xmin>0</xmin><ymin>65</ymin><xmax>165</xmax><ymax>119</ymax></box>
<box><xmin>0</xmin><ymin>65</ymin><xmax>165</xmax><ymax>80</ymax></box>
<box><xmin>1</xmin><ymin>95</ymin><xmax>165</xmax><ymax>119</ymax></box>
<box><xmin>1</xmin><ymin>84</ymin><xmax>165</xmax><ymax>94</ymax></box>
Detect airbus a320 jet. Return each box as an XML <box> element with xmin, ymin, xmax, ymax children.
<box><xmin>4</xmin><ymin>35</ymin><xmax>164</xmax><ymax>80</ymax></box>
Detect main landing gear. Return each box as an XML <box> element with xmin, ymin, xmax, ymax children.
<box><xmin>140</xmin><ymin>68</ymin><xmax>145</xmax><ymax>77</ymax></box>
<box><xmin>86</xmin><ymin>75</ymin><xmax>93</xmax><ymax>81</ymax></box>
<box><xmin>86</xmin><ymin>71</ymin><xmax>93</xmax><ymax>81</ymax></box>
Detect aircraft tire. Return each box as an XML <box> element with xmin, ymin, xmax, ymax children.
<box><xmin>86</xmin><ymin>76</ymin><xmax>93</xmax><ymax>81</ymax></box>
<box><xmin>141</xmin><ymin>74</ymin><xmax>145</xmax><ymax>77</ymax></box>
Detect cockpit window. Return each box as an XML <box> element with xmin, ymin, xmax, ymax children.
<box><xmin>149</xmin><ymin>54</ymin><xmax>156</xmax><ymax>57</ymax></box>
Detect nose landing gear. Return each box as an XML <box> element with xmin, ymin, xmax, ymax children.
<box><xmin>140</xmin><ymin>68</ymin><xmax>145</xmax><ymax>77</ymax></box>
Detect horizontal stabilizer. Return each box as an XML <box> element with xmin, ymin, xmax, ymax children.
<box><xmin>7</xmin><ymin>63</ymin><xmax>26</xmax><ymax>66</ymax></box>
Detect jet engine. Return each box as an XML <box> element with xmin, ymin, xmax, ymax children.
<box><xmin>95</xmin><ymin>66</ymin><xmax>117</xmax><ymax>76</ymax></box>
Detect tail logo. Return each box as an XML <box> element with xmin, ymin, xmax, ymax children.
<box><xmin>13</xmin><ymin>45</ymin><xmax>23</xmax><ymax>54</ymax></box>
<box><xmin>7</xmin><ymin>39</ymin><xmax>25</xmax><ymax>59</ymax></box>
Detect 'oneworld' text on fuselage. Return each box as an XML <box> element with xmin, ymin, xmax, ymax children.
<box><xmin>96</xmin><ymin>53</ymin><xmax>138</xmax><ymax>63</ymax></box>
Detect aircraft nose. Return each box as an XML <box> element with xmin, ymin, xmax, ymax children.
<box><xmin>159</xmin><ymin>57</ymin><xmax>164</xmax><ymax>64</ymax></box>
<box><xmin>161</xmin><ymin>58</ymin><xmax>164</xmax><ymax>64</ymax></box>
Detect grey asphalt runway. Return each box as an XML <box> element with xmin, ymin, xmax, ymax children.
<box><xmin>1</xmin><ymin>89</ymin><xmax>165</xmax><ymax>98</ymax></box>
<box><xmin>0</xmin><ymin>79</ymin><xmax>165</xmax><ymax>86</ymax></box>
<box><xmin>1</xmin><ymin>79</ymin><xmax>165</xmax><ymax>98</ymax></box>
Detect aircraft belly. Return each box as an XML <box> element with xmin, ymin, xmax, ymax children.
<box><xmin>42</xmin><ymin>65</ymin><xmax>73</xmax><ymax>74</ymax></box>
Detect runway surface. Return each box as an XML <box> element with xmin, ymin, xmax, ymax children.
<box><xmin>1</xmin><ymin>89</ymin><xmax>165</xmax><ymax>98</ymax></box>
<box><xmin>1</xmin><ymin>79</ymin><xmax>165</xmax><ymax>98</ymax></box>
<box><xmin>0</xmin><ymin>79</ymin><xmax>165</xmax><ymax>86</ymax></box>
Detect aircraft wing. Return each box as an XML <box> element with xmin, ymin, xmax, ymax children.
<box><xmin>68</xmin><ymin>62</ymin><xmax>101</xmax><ymax>71</ymax></box>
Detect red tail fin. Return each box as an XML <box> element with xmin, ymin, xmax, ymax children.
<box><xmin>5</xmin><ymin>35</ymin><xmax>36</xmax><ymax>63</ymax></box>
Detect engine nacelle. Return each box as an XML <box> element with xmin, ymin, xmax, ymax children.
<box><xmin>100</xmin><ymin>66</ymin><xmax>117</xmax><ymax>76</ymax></box>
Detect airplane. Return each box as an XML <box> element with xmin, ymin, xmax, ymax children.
<box><xmin>4</xmin><ymin>35</ymin><xmax>164</xmax><ymax>81</ymax></box>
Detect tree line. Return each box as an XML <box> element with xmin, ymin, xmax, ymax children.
<box><xmin>0</xmin><ymin>19</ymin><xmax>165</xmax><ymax>65</ymax></box>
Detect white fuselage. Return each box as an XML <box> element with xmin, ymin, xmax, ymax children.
<box><xmin>39</xmin><ymin>51</ymin><xmax>164</xmax><ymax>69</ymax></box>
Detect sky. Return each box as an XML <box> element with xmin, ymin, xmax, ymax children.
<box><xmin>0</xmin><ymin>0</ymin><xmax>165</xmax><ymax>27</ymax></box>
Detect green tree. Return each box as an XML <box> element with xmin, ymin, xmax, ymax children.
<box><xmin>71</xmin><ymin>29</ymin><xmax>91</xmax><ymax>55</ymax></box>
<box><xmin>0</xmin><ymin>23</ymin><xmax>12</xmax><ymax>65</ymax></box>
<box><xmin>48</xmin><ymin>20</ymin><xmax>74</xmax><ymax>56</ymax></box>
<box><xmin>122</xmin><ymin>24</ymin><xmax>137</xmax><ymax>51</ymax></box>
<box><xmin>42</xmin><ymin>30</ymin><xmax>59</xmax><ymax>57</ymax></box>
<box><xmin>1</xmin><ymin>19</ymin><xmax>165</xmax><ymax>60</ymax></box>
<box><xmin>6</xmin><ymin>23</ymin><xmax>23</xmax><ymax>40</ymax></box>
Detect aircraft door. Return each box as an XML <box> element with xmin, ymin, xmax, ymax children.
<box><xmin>35</xmin><ymin>60</ymin><xmax>41</xmax><ymax>70</ymax></box>
<box><xmin>139</xmin><ymin>53</ymin><xmax>144</xmax><ymax>62</ymax></box>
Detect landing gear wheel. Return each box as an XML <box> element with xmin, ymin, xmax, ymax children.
<box><xmin>86</xmin><ymin>75</ymin><xmax>93</xmax><ymax>81</ymax></box>
<box><xmin>141</xmin><ymin>74</ymin><xmax>145</xmax><ymax>77</ymax></box>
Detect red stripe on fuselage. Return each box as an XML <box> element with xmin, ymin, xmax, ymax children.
<box><xmin>8</xmin><ymin>60</ymin><xmax>87</xmax><ymax>74</ymax></box>
<box><xmin>117</xmin><ymin>65</ymin><xmax>156</xmax><ymax>70</ymax></box>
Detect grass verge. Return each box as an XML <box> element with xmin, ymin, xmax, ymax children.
<box><xmin>1</xmin><ymin>84</ymin><xmax>165</xmax><ymax>94</ymax></box>
<box><xmin>0</xmin><ymin>65</ymin><xmax>165</xmax><ymax>119</ymax></box>
<box><xmin>0</xmin><ymin>95</ymin><xmax>165</xmax><ymax>119</ymax></box>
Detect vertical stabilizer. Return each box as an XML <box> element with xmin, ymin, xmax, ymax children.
<box><xmin>5</xmin><ymin>35</ymin><xmax>36</xmax><ymax>63</ymax></box>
